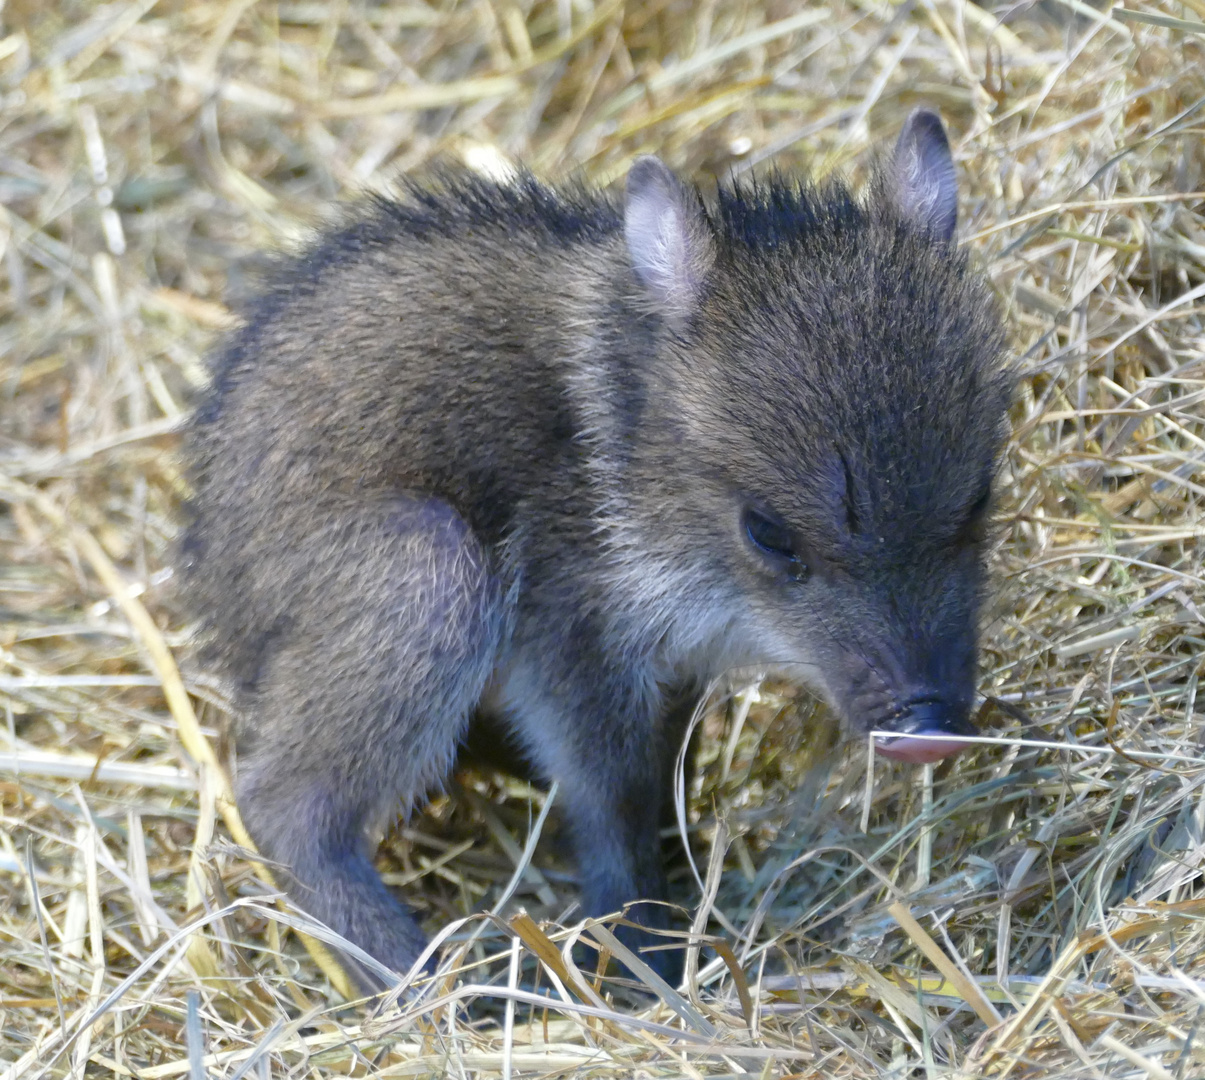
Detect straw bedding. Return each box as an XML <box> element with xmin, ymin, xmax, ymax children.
<box><xmin>1</xmin><ymin>1</ymin><xmax>1204</xmax><ymax>1076</ymax></box>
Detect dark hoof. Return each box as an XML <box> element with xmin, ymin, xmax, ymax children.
<box><xmin>613</xmin><ymin>902</ymin><xmax>683</xmax><ymax>987</ymax></box>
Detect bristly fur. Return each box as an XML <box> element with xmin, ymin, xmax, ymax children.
<box><xmin>710</xmin><ymin>173</ymin><xmax>864</xmax><ymax>250</ymax></box>
<box><xmin>181</xmin><ymin>113</ymin><xmax>1012</xmax><ymax>990</ymax></box>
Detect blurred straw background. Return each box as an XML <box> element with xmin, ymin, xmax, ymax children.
<box><xmin>2</xmin><ymin>0</ymin><xmax>1205</xmax><ymax>1076</ymax></box>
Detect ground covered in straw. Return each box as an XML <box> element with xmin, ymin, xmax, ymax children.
<box><xmin>2</xmin><ymin>1</ymin><xmax>1204</xmax><ymax>1077</ymax></box>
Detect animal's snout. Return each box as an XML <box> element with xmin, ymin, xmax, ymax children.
<box><xmin>872</xmin><ymin>698</ymin><xmax>976</xmax><ymax>763</ymax></box>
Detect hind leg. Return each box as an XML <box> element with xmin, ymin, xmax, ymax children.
<box><xmin>233</xmin><ymin>495</ymin><xmax>502</xmax><ymax>989</ymax></box>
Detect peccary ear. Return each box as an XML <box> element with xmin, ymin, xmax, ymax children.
<box><xmin>890</xmin><ymin>109</ymin><xmax>959</xmax><ymax>242</ymax></box>
<box><xmin>624</xmin><ymin>156</ymin><xmax>713</xmax><ymax>313</ymax></box>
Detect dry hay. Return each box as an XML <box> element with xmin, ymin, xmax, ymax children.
<box><xmin>1</xmin><ymin>0</ymin><xmax>1204</xmax><ymax>1076</ymax></box>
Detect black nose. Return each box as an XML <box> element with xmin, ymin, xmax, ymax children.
<box><xmin>891</xmin><ymin>698</ymin><xmax>976</xmax><ymax>738</ymax></box>
<box><xmin>873</xmin><ymin>698</ymin><xmax>977</xmax><ymax>763</ymax></box>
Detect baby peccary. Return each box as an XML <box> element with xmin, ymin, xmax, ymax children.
<box><xmin>183</xmin><ymin>110</ymin><xmax>1011</xmax><ymax>990</ymax></box>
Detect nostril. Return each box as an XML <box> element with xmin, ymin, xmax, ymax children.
<box><xmin>873</xmin><ymin>698</ymin><xmax>977</xmax><ymax>763</ymax></box>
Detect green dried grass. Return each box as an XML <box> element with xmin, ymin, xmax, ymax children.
<box><xmin>2</xmin><ymin>0</ymin><xmax>1204</xmax><ymax>1076</ymax></box>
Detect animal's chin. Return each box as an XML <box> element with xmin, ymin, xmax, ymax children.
<box><xmin>872</xmin><ymin>734</ymin><xmax>973</xmax><ymax>763</ymax></box>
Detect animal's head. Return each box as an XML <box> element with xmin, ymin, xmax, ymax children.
<box><xmin>621</xmin><ymin>111</ymin><xmax>1011</xmax><ymax>762</ymax></box>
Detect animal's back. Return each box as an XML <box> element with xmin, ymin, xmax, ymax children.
<box><xmin>183</xmin><ymin>176</ymin><xmax>630</xmax><ymax>682</ymax></box>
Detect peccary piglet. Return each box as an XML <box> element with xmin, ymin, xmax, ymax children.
<box><xmin>183</xmin><ymin>110</ymin><xmax>1011</xmax><ymax>989</ymax></box>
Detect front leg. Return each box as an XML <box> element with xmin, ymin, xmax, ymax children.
<box><xmin>565</xmin><ymin>738</ymin><xmax>682</xmax><ymax>983</ymax></box>
<box><xmin>513</xmin><ymin>672</ymin><xmax>687</xmax><ymax>985</ymax></box>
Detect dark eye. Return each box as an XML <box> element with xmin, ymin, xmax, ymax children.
<box><xmin>744</xmin><ymin>508</ymin><xmax>809</xmax><ymax>579</ymax></box>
